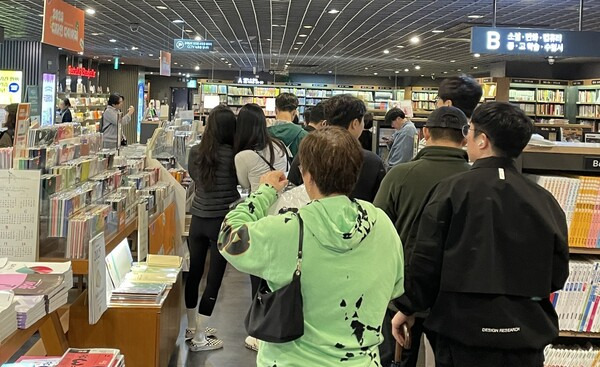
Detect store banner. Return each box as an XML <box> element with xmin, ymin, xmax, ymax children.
<box><xmin>41</xmin><ymin>73</ymin><xmax>56</xmax><ymax>126</ymax></box>
<box><xmin>137</xmin><ymin>73</ymin><xmax>145</xmax><ymax>140</ymax></box>
<box><xmin>173</xmin><ymin>39</ymin><xmax>214</xmax><ymax>52</ymax></box>
<box><xmin>42</xmin><ymin>0</ymin><xmax>85</xmax><ymax>53</ymax></box>
<box><xmin>160</xmin><ymin>51</ymin><xmax>171</xmax><ymax>76</ymax></box>
<box><xmin>471</xmin><ymin>26</ymin><xmax>600</xmax><ymax>57</ymax></box>
<box><xmin>0</xmin><ymin>70</ymin><xmax>23</xmax><ymax>105</ymax></box>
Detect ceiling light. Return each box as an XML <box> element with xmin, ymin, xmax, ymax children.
<box><xmin>450</xmin><ymin>60</ymin><xmax>456</xmax><ymax>63</ymax></box>
<box><xmin>156</xmin><ymin>5</ymin><xmax>167</xmax><ymax>10</ymax></box>
<box><xmin>328</xmin><ymin>9</ymin><xmax>340</xmax><ymax>14</ymax></box>
<box><xmin>396</xmin><ymin>45</ymin><xmax>405</xmax><ymax>48</ymax></box>
<box><xmin>473</xmin><ymin>66</ymin><xmax>479</xmax><ymax>69</ymax></box>
<box><xmin>294</xmin><ymin>47</ymin><xmax>299</xmax><ymax>50</ymax></box>
<box><xmin>131</xmin><ymin>47</ymin><xmax>138</xmax><ymax>50</ymax></box>
<box><xmin>148</xmin><ymin>54</ymin><xmax>154</xmax><ymax>57</ymax></box>
<box><xmin>303</xmin><ymin>25</ymin><xmax>313</xmax><ymax>29</ymax></box>
<box><xmin>150</xmin><ymin>72</ymin><xmax>153</xmax><ymax>75</ymax></box>
<box><xmin>299</xmin><ymin>34</ymin><xmax>308</xmax><ymax>38</ymax></box>
<box><xmin>185</xmin><ymin>29</ymin><xmax>193</xmax><ymax>33</ymax></box>
<box><xmin>410</xmin><ymin>36</ymin><xmax>420</xmax><ymax>44</ymax></box>
<box><xmin>334</xmin><ymin>55</ymin><xmax>340</xmax><ymax>58</ymax></box>
<box><xmin>457</xmin><ymin>68</ymin><xmax>462</xmax><ymax>71</ymax></box>
<box><xmin>266</xmin><ymin>38</ymin><xmax>271</xmax><ymax>41</ymax></box>
<box><xmin>109</xmin><ymin>39</ymin><xmax>117</xmax><ymax>43</ymax></box>
<box><xmin>383</xmin><ymin>49</ymin><xmax>390</xmax><ymax>54</ymax></box>
<box><xmin>174</xmin><ymin>62</ymin><xmax>178</xmax><ymax>65</ymax></box>
<box><xmin>328</xmin><ymin>70</ymin><xmax>333</xmax><ymax>74</ymax></box>
<box><xmin>38</xmin><ymin>14</ymin><xmax>44</xmax><ymax>17</ymax></box>
<box><xmin>296</xmin><ymin>42</ymin><xmax>303</xmax><ymax>45</ymax></box>
<box><xmin>78</xmin><ymin>52</ymin><xmax>83</xmax><ymax>55</ymax></box>
<box><xmin>432</xmin><ymin>30</ymin><xmax>444</xmax><ymax>33</ymax></box>
<box><xmin>468</xmin><ymin>15</ymin><xmax>484</xmax><ymax>19</ymax></box>
<box><xmin>288</xmin><ymin>59</ymin><xmax>292</xmax><ymax>61</ymax></box>
<box><xmin>107</xmin><ymin>58</ymin><xmax>112</xmax><ymax>61</ymax></box>
<box><xmin>395</xmin><ymin>70</ymin><xmax>399</xmax><ymax>74</ymax></box>
<box><xmin>93</xmin><ymin>56</ymin><xmax>99</xmax><ymax>59</ymax></box>
<box><xmin>91</xmin><ymin>33</ymin><xmax>102</xmax><ymax>36</ymax></box>
<box><xmin>120</xmin><ymin>62</ymin><xmax>124</xmax><ymax>65</ymax></box>
<box><xmin>404</xmin><ymin>68</ymin><xmax>409</xmax><ymax>72</ymax></box>
<box><xmin>179</xmin><ymin>72</ymin><xmax>182</xmax><ymax>75</ymax></box>
<box><xmin>420</xmin><ymin>74</ymin><xmax>425</xmax><ymax>77</ymax></box>
<box><xmin>58</xmin><ymin>48</ymin><xmax>63</xmax><ymax>50</ymax></box>
<box><xmin>415</xmin><ymin>65</ymin><xmax>421</xmax><ymax>70</ymax></box>
<box><xmin>172</xmin><ymin>20</ymin><xmax>184</xmax><ymax>24</ymax></box>
<box><xmin>443</xmin><ymin>71</ymin><xmax>448</xmax><ymax>74</ymax></box>
<box><xmin>195</xmin><ymin>36</ymin><xmax>202</xmax><ymax>41</ymax></box>
<box><xmin>284</xmin><ymin>65</ymin><xmax>289</xmax><ymax>68</ymax></box>
<box><xmin>195</xmin><ymin>66</ymin><xmax>200</xmax><ymax>71</ymax></box>
<box><xmin>273</xmin><ymin>53</ymin><xmax>278</xmax><ymax>56</ymax></box>
<box><xmin>364</xmin><ymin>67</ymin><xmax>369</xmax><ymax>70</ymax></box>
<box><xmin>373</xmin><ymin>72</ymin><xmax>378</xmax><ymax>75</ymax></box>
<box><xmin>474</xmin><ymin>53</ymin><xmax>481</xmax><ymax>58</ymax></box>
<box><xmin>85</xmin><ymin>8</ymin><xmax>96</xmax><ymax>15</ymax></box>
<box><xmin>186</xmin><ymin>73</ymin><xmax>190</xmax><ymax>77</ymax></box>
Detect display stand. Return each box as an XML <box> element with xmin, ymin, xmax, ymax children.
<box><xmin>67</xmin><ymin>274</ymin><xmax>182</xmax><ymax>367</ymax></box>
<box><xmin>0</xmin><ymin>310</ymin><xmax>69</xmax><ymax>364</ymax></box>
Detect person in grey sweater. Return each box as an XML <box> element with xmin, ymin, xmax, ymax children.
<box><xmin>101</xmin><ymin>94</ymin><xmax>134</xmax><ymax>149</ymax></box>
<box><xmin>186</xmin><ymin>105</ymin><xmax>240</xmax><ymax>352</ymax></box>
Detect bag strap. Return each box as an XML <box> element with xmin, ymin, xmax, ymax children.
<box><xmin>100</xmin><ymin>108</ymin><xmax>110</xmax><ymax>133</ymax></box>
<box><xmin>295</xmin><ymin>213</ymin><xmax>304</xmax><ymax>275</ymax></box>
<box><xmin>255</xmin><ymin>151</ymin><xmax>276</xmax><ymax>171</ymax></box>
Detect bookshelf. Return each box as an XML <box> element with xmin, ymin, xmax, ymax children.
<box><xmin>407</xmin><ymin>86</ymin><xmax>438</xmax><ymax>117</ymax></box>
<box><xmin>572</xmin><ymin>82</ymin><xmax>600</xmax><ymax>130</ymax></box>
<box><xmin>509</xmin><ymin>80</ymin><xmax>567</xmax><ymax>119</ymax></box>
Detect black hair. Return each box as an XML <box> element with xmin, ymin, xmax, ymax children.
<box><xmin>324</xmin><ymin>94</ymin><xmax>367</xmax><ymax>129</ymax></box>
<box><xmin>303</xmin><ymin>108</ymin><xmax>312</xmax><ymax>123</ymax></box>
<box><xmin>63</xmin><ymin>98</ymin><xmax>71</xmax><ymax>108</ymax></box>
<box><xmin>235</xmin><ymin>103</ymin><xmax>286</xmax><ymax>167</ymax></box>
<box><xmin>438</xmin><ymin>75</ymin><xmax>483</xmax><ymax>118</ymax></box>
<box><xmin>385</xmin><ymin>108</ymin><xmax>406</xmax><ymax>125</ymax></box>
<box><xmin>108</xmin><ymin>94</ymin><xmax>123</xmax><ymax>106</ymax></box>
<box><xmin>427</xmin><ymin>128</ymin><xmax>465</xmax><ymax>144</ymax></box>
<box><xmin>194</xmin><ymin>105</ymin><xmax>237</xmax><ymax>188</ymax></box>
<box><xmin>308</xmin><ymin>102</ymin><xmax>325</xmax><ymax>124</ymax></box>
<box><xmin>471</xmin><ymin>102</ymin><xmax>533</xmax><ymax>158</ymax></box>
<box><xmin>292</xmin><ymin>115</ymin><xmax>300</xmax><ymax>125</ymax></box>
<box><xmin>275</xmin><ymin>92</ymin><xmax>299</xmax><ymax>112</ymax></box>
<box><xmin>363</xmin><ymin>113</ymin><xmax>373</xmax><ymax>130</ymax></box>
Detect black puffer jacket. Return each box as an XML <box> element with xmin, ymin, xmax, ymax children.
<box><xmin>188</xmin><ymin>144</ymin><xmax>240</xmax><ymax>218</ymax></box>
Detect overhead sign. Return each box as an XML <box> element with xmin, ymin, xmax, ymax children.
<box><xmin>67</xmin><ymin>65</ymin><xmax>96</xmax><ymax>78</ymax></box>
<box><xmin>41</xmin><ymin>0</ymin><xmax>85</xmax><ymax>53</ymax></box>
<box><xmin>0</xmin><ymin>70</ymin><xmax>23</xmax><ymax>105</ymax></box>
<box><xmin>173</xmin><ymin>39</ymin><xmax>214</xmax><ymax>52</ymax></box>
<box><xmin>471</xmin><ymin>27</ymin><xmax>600</xmax><ymax>57</ymax></box>
<box><xmin>160</xmin><ymin>51</ymin><xmax>171</xmax><ymax>76</ymax></box>
<box><xmin>237</xmin><ymin>77</ymin><xmax>264</xmax><ymax>85</ymax></box>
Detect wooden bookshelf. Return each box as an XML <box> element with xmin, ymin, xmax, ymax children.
<box><xmin>569</xmin><ymin>247</ymin><xmax>600</xmax><ymax>255</ymax></box>
<box><xmin>559</xmin><ymin>330</ymin><xmax>600</xmax><ymax>338</ymax></box>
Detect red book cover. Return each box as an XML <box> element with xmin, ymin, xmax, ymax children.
<box><xmin>57</xmin><ymin>349</ymin><xmax>118</xmax><ymax>367</ymax></box>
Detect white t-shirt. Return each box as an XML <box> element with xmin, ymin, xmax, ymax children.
<box><xmin>235</xmin><ymin>143</ymin><xmax>289</xmax><ymax>192</ymax></box>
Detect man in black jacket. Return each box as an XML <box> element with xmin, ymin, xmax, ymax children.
<box><xmin>288</xmin><ymin>94</ymin><xmax>386</xmax><ymax>202</ymax></box>
<box><xmin>392</xmin><ymin>102</ymin><xmax>569</xmax><ymax>366</ymax></box>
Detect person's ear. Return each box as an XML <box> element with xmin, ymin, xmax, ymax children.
<box><xmin>442</xmin><ymin>100</ymin><xmax>453</xmax><ymax>107</ymax></box>
<box><xmin>423</xmin><ymin>127</ymin><xmax>431</xmax><ymax>141</ymax></box>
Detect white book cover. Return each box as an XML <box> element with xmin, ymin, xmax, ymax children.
<box><xmin>89</xmin><ymin>232</ymin><xmax>107</xmax><ymax>325</ymax></box>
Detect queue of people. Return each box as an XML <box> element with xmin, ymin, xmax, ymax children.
<box><xmin>183</xmin><ymin>78</ymin><xmax>568</xmax><ymax>367</ymax></box>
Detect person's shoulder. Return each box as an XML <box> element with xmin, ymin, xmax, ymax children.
<box><xmin>362</xmin><ymin>149</ymin><xmax>383</xmax><ymax>163</ymax></box>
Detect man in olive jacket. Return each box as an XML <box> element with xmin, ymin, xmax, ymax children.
<box><xmin>374</xmin><ymin>106</ymin><xmax>472</xmax><ymax>367</ymax></box>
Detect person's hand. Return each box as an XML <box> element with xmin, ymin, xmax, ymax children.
<box><xmin>391</xmin><ymin>311</ymin><xmax>415</xmax><ymax>347</ymax></box>
<box><xmin>127</xmin><ymin>106</ymin><xmax>135</xmax><ymax>116</ymax></box>
<box><xmin>259</xmin><ymin>171</ymin><xmax>288</xmax><ymax>192</ymax></box>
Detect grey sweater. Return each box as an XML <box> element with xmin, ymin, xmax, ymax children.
<box><xmin>102</xmin><ymin>105</ymin><xmax>131</xmax><ymax>149</ymax></box>
<box><xmin>188</xmin><ymin>144</ymin><xmax>240</xmax><ymax>218</ymax></box>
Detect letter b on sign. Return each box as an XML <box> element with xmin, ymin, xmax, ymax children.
<box><xmin>486</xmin><ymin>31</ymin><xmax>500</xmax><ymax>50</ymax></box>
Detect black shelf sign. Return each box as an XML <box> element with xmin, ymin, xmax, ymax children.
<box><xmin>584</xmin><ymin>157</ymin><xmax>600</xmax><ymax>171</ymax></box>
<box><xmin>471</xmin><ymin>27</ymin><xmax>600</xmax><ymax>57</ymax></box>
<box><xmin>592</xmin><ymin>80</ymin><xmax>600</xmax><ymax>85</ymax></box>
<box><xmin>541</xmin><ymin>80</ymin><xmax>568</xmax><ymax>86</ymax></box>
<box><xmin>573</xmin><ymin>81</ymin><xmax>584</xmax><ymax>86</ymax></box>
<box><xmin>511</xmin><ymin>79</ymin><xmax>539</xmax><ymax>84</ymax></box>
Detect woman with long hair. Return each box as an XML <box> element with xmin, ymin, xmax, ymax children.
<box><xmin>233</xmin><ymin>103</ymin><xmax>289</xmax><ymax>352</ymax></box>
<box><xmin>186</xmin><ymin>105</ymin><xmax>240</xmax><ymax>352</ymax></box>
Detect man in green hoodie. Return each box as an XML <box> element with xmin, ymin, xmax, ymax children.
<box><xmin>219</xmin><ymin>127</ymin><xmax>404</xmax><ymax>367</ymax></box>
<box><xmin>268</xmin><ymin>92</ymin><xmax>308</xmax><ymax>157</ymax></box>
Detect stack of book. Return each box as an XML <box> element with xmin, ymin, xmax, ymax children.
<box><xmin>14</xmin><ymin>295</ymin><xmax>46</xmax><ymax>329</ymax></box>
<box><xmin>544</xmin><ymin>345</ymin><xmax>600</xmax><ymax>366</ymax></box>
<box><xmin>110</xmin><ymin>281</ymin><xmax>167</xmax><ymax>305</ymax></box>
<box><xmin>54</xmin><ymin>348</ymin><xmax>124</xmax><ymax>367</ymax></box>
<box><xmin>0</xmin><ymin>291</ymin><xmax>17</xmax><ymax>342</ymax></box>
<box><xmin>4</xmin><ymin>356</ymin><xmax>62</xmax><ymax>366</ymax></box>
<box><xmin>550</xmin><ymin>258</ymin><xmax>600</xmax><ymax>332</ymax></box>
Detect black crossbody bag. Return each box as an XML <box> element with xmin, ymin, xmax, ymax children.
<box><xmin>244</xmin><ymin>213</ymin><xmax>304</xmax><ymax>343</ymax></box>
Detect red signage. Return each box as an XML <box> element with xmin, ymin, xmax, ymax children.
<box><xmin>67</xmin><ymin>65</ymin><xmax>96</xmax><ymax>78</ymax></box>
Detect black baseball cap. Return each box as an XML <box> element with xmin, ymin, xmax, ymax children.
<box><xmin>426</xmin><ymin>106</ymin><xmax>468</xmax><ymax>130</ymax></box>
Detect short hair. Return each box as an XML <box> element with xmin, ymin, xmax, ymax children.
<box><xmin>108</xmin><ymin>94</ymin><xmax>123</xmax><ymax>106</ymax></box>
<box><xmin>427</xmin><ymin>127</ymin><xmax>465</xmax><ymax>144</ymax></box>
<box><xmin>324</xmin><ymin>94</ymin><xmax>367</xmax><ymax>129</ymax></box>
<box><xmin>438</xmin><ymin>75</ymin><xmax>483</xmax><ymax>118</ymax></box>
<box><xmin>363</xmin><ymin>113</ymin><xmax>373</xmax><ymax>130</ymax></box>
<box><xmin>299</xmin><ymin>126</ymin><xmax>363</xmax><ymax>196</ymax></box>
<box><xmin>385</xmin><ymin>108</ymin><xmax>406</xmax><ymax>125</ymax></box>
<box><xmin>63</xmin><ymin>98</ymin><xmax>71</xmax><ymax>107</ymax></box>
<box><xmin>275</xmin><ymin>92</ymin><xmax>298</xmax><ymax>112</ymax></box>
<box><xmin>471</xmin><ymin>102</ymin><xmax>533</xmax><ymax>158</ymax></box>
<box><xmin>309</xmin><ymin>103</ymin><xmax>325</xmax><ymax>124</ymax></box>
<box><xmin>303</xmin><ymin>108</ymin><xmax>311</xmax><ymax>123</ymax></box>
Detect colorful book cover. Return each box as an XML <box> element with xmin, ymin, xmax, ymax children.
<box><xmin>56</xmin><ymin>349</ymin><xmax>118</xmax><ymax>367</ymax></box>
<box><xmin>0</xmin><ymin>274</ymin><xmax>27</xmax><ymax>291</ymax></box>
<box><xmin>11</xmin><ymin>274</ymin><xmax>64</xmax><ymax>297</ymax></box>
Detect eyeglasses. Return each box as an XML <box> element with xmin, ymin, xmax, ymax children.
<box><xmin>461</xmin><ymin>124</ymin><xmax>481</xmax><ymax>137</ymax></box>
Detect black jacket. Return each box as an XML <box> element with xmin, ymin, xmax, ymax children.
<box><xmin>395</xmin><ymin>156</ymin><xmax>569</xmax><ymax>349</ymax></box>
<box><xmin>59</xmin><ymin>108</ymin><xmax>72</xmax><ymax>123</ymax></box>
<box><xmin>188</xmin><ymin>144</ymin><xmax>240</xmax><ymax>218</ymax></box>
<box><xmin>358</xmin><ymin>130</ymin><xmax>373</xmax><ymax>152</ymax></box>
<box><xmin>288</xmin><ymin>148</ymin><xmax>386</xmax><ymax>202</ymax></box>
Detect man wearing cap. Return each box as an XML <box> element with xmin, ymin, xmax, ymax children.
<box><xmin>0</xmin><ymin>103</ymin><xmax>17</xmax><ymax>148</ymax></box>
<box><xmin>384</xmin><ymin>108</ymin><xmax>417</xmax><ymax>167</ymax></box>
<box><xmin>374</xmin><ymin>106</ymin><xmax>470</xmax><ymax>367</ymax></box>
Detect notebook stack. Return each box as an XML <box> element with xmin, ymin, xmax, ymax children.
<box><xmin>14</xmin><ymin>295</ymin><xmax>46</xmax><ymax>329</ymax></box>
<box><xmin>5</xmin><ymin>356</ymin><xmax>62</xmax><ymax>366</ymax></box>
<box><xmin>0</xmin><ymin>291</ymin><xmax>17</xmax><ymax>342</ymax></box>
<box><xmin>55</xmin><ymin>348</ymin><xmax>124</xmax><ymax>367</ymax></box>
<box><xmin>110</xmin><ymin>281</ymin><xmax>167</xmax><ymax>305</ymax></box>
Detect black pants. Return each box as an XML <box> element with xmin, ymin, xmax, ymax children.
<box><xmin>380</xmin><ymin>312</ymin><xmax>436</xmax><ymax>367</ymax></box>
<box><xmin>434</xmin><ymin>335</ymin><xmax>544</xmax><ymax>367</ymax></box>
<box><xmin>185</xmin><ymin>215</ymin><xmax>228</xmax><ymax>316</ymax></box>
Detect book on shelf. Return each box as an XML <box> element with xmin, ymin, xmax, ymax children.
<box><xmin>578</xmin><ymin>105</ymin><xmax>599</xmax><ymax>118</ymax></box>
<box><xmin>536</xmin><ymin>104</ymin><xmax>564</xmax><ymax>116</ymax></box>
<box><xmin>544</xmin><ymin>345</ymin><xmax>600</xmax><ymax>366</ymax></box>
<box><xmin>537</xmin><ymin>89</ymin><xmax>565</xmax><ymax>103</ymax></box>
<box><xmin>509</xmin><ymin>89</ymin><xmax>536</xmax><ymax>101</ymax></box>
<box><xmin>55</xmin><ymin>348</ymin><xmax>121</xmax><ymax>367</ymax></box>
<box><xmin>0</xmin><ymin>290</ymin><xmax>17</xmax><ymax>342</ymax></box>
<box><xmin>578</xmin><ymin>90</ymin><xmax>600</xmax><ymax>104</ymax></box>
<box><xmin>147</xmin><ymin>254</ymin><xmax>182</xmax><ymax>268</ymax></box>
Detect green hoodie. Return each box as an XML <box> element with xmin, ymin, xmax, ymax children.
<box><xmin>218</xmin><ymin>185</ymin><xmax>404</xmax><ymax>367</ymax></box>
<box><xmin>268</xmin><ymin>121</ymin><xmax>309</xmax><ymax>157</ymax></box>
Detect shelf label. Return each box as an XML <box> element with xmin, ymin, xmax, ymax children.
<box><xmin>511</xmin><ymin>78</ymin><xmax>538</xmax><ymax>84</ymax></box>
<box><xmin>584</xmin><ymin>156</ymin><xmax>600</xmax><ymax>171</ymax></box>
<box><xmin>592</xmin><ymin>80</ymin><xmax>600</xmax><ymax>85</ymax></box>
<box><xmin>540</xmin><ymin>80</ymin><xmax>568</xmax><ymax>86</ymax></box>
<box><xmin>572</xmin><ymin>81</ymin><xmax>584</xmax><ymax>86</ymax></box>
<box><xmin>337</xmin><ymin>84</ymin><xmax>353</xmax><ymax>88</ymax></box>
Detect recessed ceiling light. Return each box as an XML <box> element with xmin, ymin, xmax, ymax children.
<box><xmin>107</xmin><ymin>58</ymin><xmax>112</xmax><ymax>61</ymax></box>
<box><xmin>179</xmin><ymin>72</ymin><xmax>182</xmax><ymax>75</ymax></box>
<box><xmin>195</xmin><ymin>36</ymin><xmax>202</xmax><ymax>41</ymax></box>
<box><xmin>148</xmin><ymin>54</ymin><xmax>154</xmax><ymax>57</ymax></box>
<box><xmin>373</xmin><ymin>72</ymin><xmax>378</xmax><ymax>75</ymax></box>
<box><xmin>450</xmin><ymin>60</ymin><xmax>456</xmax><ymax>63</ymax></box>
<box><xmin>404</xmin><ymin>68</ymin><xmax>409</xmax><ymax>72</ymax></box>
<box><xmin>284</xmin><ymin>65</ymin><xmax>289</xmax><ymax>68</ymax></box>
<box><xmin>328</xmin><ymin>70</ymin><xmax>333</xmax><ymax>74</ymax></box>
<box><xmin>474</xmin><ymin>53</ymin><xmax>481</xmax><ymax>58</ymax></box>
<box><xmin>473</xmin><ymin>66</ymin><xmax>479</xmax><ymax>69</ymax></box>
<box><xmin>443</xmin><ymin>71</ymin><xmax>448</xmax><ymax>74</ymax></box>
<box><xmin>410</xmin><ymin>36</ymin><xmax>420</xmax><ymax>44</ymax></box>
<box><xmin>457</xmin><ymin>68</ymin><xmax>462</xmax><ymax>71</ymax></box>
<box><xmin>266</xmin><ymin>38</ymin><xmax>271</xmax><ymax>41</ymax></box>
<box><xmin>131</xmin><ymin>47</ymin><xmax>138</xmax><ymax>50</ymax></box>
<box><xmin>174</xmin><ymin>62</ymin><xmax>178</xmax><ymax>65</ymax></box>
<box><xmin>172</xmin><ymin>20</ymin><xmax>184</xmax><ymax>24</ymax></box>
<box><xmin>383</xmin><ymin>49</ymin><xmax>390</xmax><ymax>54</ymax></box>
<box><xmin>85</xmin><ymin>8</ymin><xmax>96</xmax><ymax>15</ymax></box>
<box><xmin>120</xmin><ymin>62</ymin><xmax>124</xmax><ymax>65</ymax></box>
<box><xmin>78</xmin><ymin>52</ymin><xmax>84</xmax><ymax>55</ymax></box>
<box><xmin>293</xmin><ymin>47</ymin><xmax>299</xmax><ymax>50</ymax></box>
<box><xmin>288</xmin><ymin>58</ymin><xmax>292</xmax><ymax>61</ymax></box>
<box><xmin>396</xmin><ymin>45</ymin><xmax>405</xmax><ymax>48</ymax></box>
<box><xmin>185</xmin><ymin>29</ymin><xmax>193</xmax><ymax>33</ymax></box>
<box><xmin>432</xmin><ymin>30</ymin><xmax>444</xmax><ymax>33</ymax></box>
<box><xmin>109</xmin><ymin>39</ymin><xmax>117</xmax><ymax>43</ymax></box>
<box><xmin>468</xmin><ymin>15</ymin><xmax>484</xmax><ymax>19</ymax></box>
<box><xmin>395</xmin><ymin>70</ymin><xmax>399</xmax><ymax>74</ymax></box>
<box><xmin>156</xmin><ymin>5</ymin><xmax>167</xmax><ymax>10</ymax></box>
<box><xmin>415</xmin><ymin>65</ymin><xmax>421</xmax><ymax>70</ymax></box>
<box><xmin>58</xmin><ymin>48</ymin><xmax>63</xmax><ymax>50</ymax></box>
<box><xmin>273</xmin><ymin>53</ymin><xmax>278</xmax><ymax>56</ymax></box>
<box><xmin>364</xmin><ymin>67</ymin><xmax>369</xmax><ymax>70</ymax></box>
<box><xmin>221</xmin><ymin>58</ymin><xmax>225</xmax><ymax>60</ymax></box>
<box><xmin>328</xmin><ymin>9</ymin><xmax>340</xmax><ymax>14</ymax></box>
<box><xmin>303</xmin><ymin>25</ymin><xmax>313</xmax><ymax>29</ymax></box>
<box><xmin>334</xmin><ymin>55</ymin><xmax>340</xmax><ymax>58</ymax></box>
<box><xmin>420</xmin><ymin>74</ymin><xmax>425</xmax><ymax>77</ymax></box>
<box><xmin>296</xmin><ymin>42</ymin><xmax>303</xmax><ymax>45</ymax></box>
<box><xmin>150</xmin><ymin>72</ymin><xmax>154</xmax><ymax>75</ymax></box>
<box><xmin>186</xmin><ymin>73</ymin><xmax>190</xmax><ymax>77</ymax></box>
<box><xmin>93</xmin><ymin>56</ymin><xmax>99</xmax><ymax>59</ymax></box>
<box><xmin>299</xmin><ymin>34</ymin><xmax>308</xmax><ymax>38</ymax></box>
<box><xmin>38</xmin><ymin>14</ymin><xmax>44</xmax><ymax>17</ymax></box>
<box><xmin>286</xmin><ymin>62</ymin><xmax>291</xmax><ymax>65</ymax></box>
<box><xmin>91</xmin><ymin>32</ymin><xmax>102</xmax><ymax>36</ymax></box>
